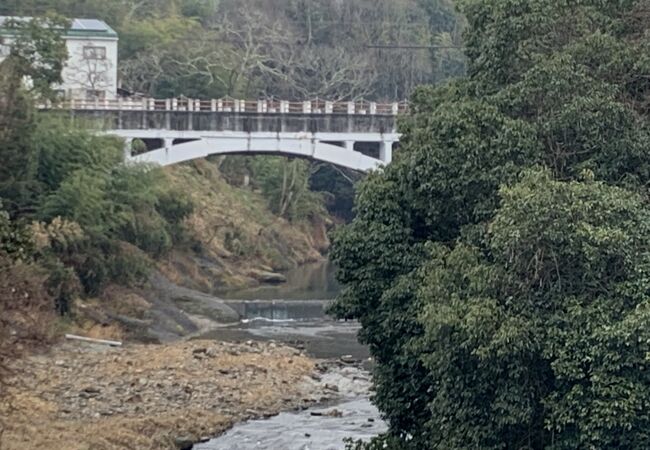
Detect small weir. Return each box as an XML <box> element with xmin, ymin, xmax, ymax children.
<box><xmin>223</xmin><ymin>299</ymin><xmax>331</xmax><ymax>323</ymax></box>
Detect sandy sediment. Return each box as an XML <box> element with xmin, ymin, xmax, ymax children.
<box><xmin>1</xmin><ymin>339</ymin><xmax>328</xmax><ymax>450</ymax></box>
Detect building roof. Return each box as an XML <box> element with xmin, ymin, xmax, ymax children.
<box><xmin>0</xmin><ymin>16</ymin><xmax>118</xmax><ymax>39</ymax></box>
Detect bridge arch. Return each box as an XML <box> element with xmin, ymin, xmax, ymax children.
<box><xmin>120</xmin><ymin>131</ymin><xmax>398</xmax><ymax>172</ymax></box>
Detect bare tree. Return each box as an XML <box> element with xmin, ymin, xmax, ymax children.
<box><xmin>67</xmin><ymin>42</ymin><xmax>114</xmax><ymax>98</ymax></box>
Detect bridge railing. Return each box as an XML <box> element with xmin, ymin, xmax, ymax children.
<box><xmin>44</xmin><ymin>98</ymin><xmax>409</xmax><ymax>116</ymax></box>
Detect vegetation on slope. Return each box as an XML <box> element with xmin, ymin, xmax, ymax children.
<box><xmin>334</xmin><ymin>1</ymin><xmax>650</xmax><ymax>448</ymax></box>
<box><xmin>0</xmin><ymin>16</ymin><xmax>336</xmax><ymax>409</ymax></box>
<box><xmin>159</xmin><ymin>157</ymin><xmax>332</xmax><ymax>292</ymax></box>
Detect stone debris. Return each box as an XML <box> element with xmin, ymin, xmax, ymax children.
<box><xmin>3</xmin><ymin>339</ymin><xmax>354</xmax><ymax>450</ymax></box>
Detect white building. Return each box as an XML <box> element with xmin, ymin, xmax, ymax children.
<box><xmin>0</xmin><ymin>17</ymin><xmax>118</xmax><ymax>100</ymax></box>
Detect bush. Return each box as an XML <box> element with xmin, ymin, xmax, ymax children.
<box><xmin>38</xmin><ymin>162</ymin><xmax>194</xmax><ymax>295</ymax></box>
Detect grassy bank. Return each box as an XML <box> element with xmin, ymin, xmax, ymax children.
<box><xmin>159</xmin><ymin>158</ymin><xmax>331</xmax><ymax>293</ymax></box>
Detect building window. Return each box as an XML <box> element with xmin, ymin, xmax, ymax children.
<box><xmin>83</xmin><ymin>46</ymin><xmax>106</xmax><ymax>60</ymax></box>
<box><xmin>86</xmin><ymin>90</ymin><xmax>106</xmax><ymax>100</ymax></box>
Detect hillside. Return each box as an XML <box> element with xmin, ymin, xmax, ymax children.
<box><xmin>160</xmin><ymin>158</ymin><xmax>330</xmax><ymax>292</ymax></box>
<box><xmin>67</xmin><ymin>157</ymin><xmax>335</xmax><ymax>343</ymax></box>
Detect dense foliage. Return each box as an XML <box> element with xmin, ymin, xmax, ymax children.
<box><xmin>3</xmin><ymin>0</ymin><xmax>466</xmax><ymax>100</ymax></box>
<box><xmin>0</xmin><ymin>20</ymin><xmax>193</xmax><ymax>311</ymax></box>
<box><xmin>335</xmin><ymin>1</ymin><xmax>650</xmax><ymax>448</ymax></box>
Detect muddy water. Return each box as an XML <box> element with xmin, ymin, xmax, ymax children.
<box><xmin>215</xmin><ymin>261</ymin><xmax>341</xmax><ymax>301</ymax></box>
<box><xmin>198</xmin><ymin>261</ymin><xmax>385</xmax><ymax>449</ymax></box>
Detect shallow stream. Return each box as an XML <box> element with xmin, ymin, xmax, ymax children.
<box><xmin>197</xmin><ymin>261</ymin><xmax>385</xmax><ymax>449</ymax></box>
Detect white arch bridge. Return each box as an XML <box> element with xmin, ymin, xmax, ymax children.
<box><xmin>54</xmin><ymin>98</ymin><xmax>406</xmax><ymax>172</ymax></box>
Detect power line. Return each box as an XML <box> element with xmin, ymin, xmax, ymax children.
<box><xmin>367</xmin><ymin>44</ymin><xmax>464</xmax><ymax>50</ymax></box>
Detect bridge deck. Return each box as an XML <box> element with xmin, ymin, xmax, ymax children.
<box><xmin>44</xmin><ymin>98</ymin><xmax>404</xmax><ymax>171</ymax></box>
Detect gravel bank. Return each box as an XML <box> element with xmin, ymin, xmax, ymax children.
<box><xmin>1</xmin><ymin>339</ymin><xmax>342</xmax><ymax>450</ymax></box>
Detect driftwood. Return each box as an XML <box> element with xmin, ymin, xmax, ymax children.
<box><xmin>64</xmin><ymin>334</ymin><xmax>122</xmax><ymax>347</ymax></box>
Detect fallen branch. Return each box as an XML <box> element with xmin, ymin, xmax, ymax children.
<box><xmin>64</xmin><ymin>334</ymin><xmax>122</xmax><ymax>347</ymax></box>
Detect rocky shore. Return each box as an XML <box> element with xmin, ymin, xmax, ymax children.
<box><xmin>1</xmin><ymin>339</ymin><xmax>356</xmax><ymax>450</ymax></box>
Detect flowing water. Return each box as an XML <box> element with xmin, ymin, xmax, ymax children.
<box><xmin>195</xmin><ymin>398</ymin><xmax>386</xmax><ymax>450</ymax></box>
<box><xmin>197</xmin><ymin>261</ymin><xmax>385</xmax><ymax>449</ymax></box>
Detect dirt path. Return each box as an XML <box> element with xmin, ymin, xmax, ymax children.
<box><xmin>1</xmin><ymin>340</ymin><xmax>325</xmax><ymax>450</ymax></box>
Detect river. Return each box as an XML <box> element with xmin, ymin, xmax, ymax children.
<box><xmin>195</xmin><ymin>262</ymin><xmax>386</xmax><ymax>450</ymax></box>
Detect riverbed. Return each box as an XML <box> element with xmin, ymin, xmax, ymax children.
<box><xmin>195</xmin><ymin>398</ymin><xmax>386</xmax><ymax>450</ymax></box>
<box><xmin>197</xmin><ymin>262</ymin><xmax>385</xmax><ymax>449</ymax></box>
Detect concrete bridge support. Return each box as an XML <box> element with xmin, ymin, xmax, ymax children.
<box><xmin>379</xmin><ymin>141</ymin><xmax>393</xmax><ymax>164</ymax></box>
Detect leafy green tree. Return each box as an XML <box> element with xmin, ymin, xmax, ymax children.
<box><xmin>332</xmin><ymin>1</ymin><xmax>650</xmax><ymax>448</ymax></box>
<box><xmin>4</xmin><ymin>15</ymin><xmax>69</xmax><ymax>99</ymax></box>
<box><xmin>33</xmin><ymin>115</ymin><xmax>124</xmax><ymax>192</ymax></box>
<box><xmin>0</xmin><ymin>61</ymin><xmax>38</xmax><ymax>215</ymax></box>
<box><xmin>417</xmin><ymin>170</ymin><xmax>650</xmax><ymax>448</ymax></box>
<box><xmin>0</xmin><ymin>16</ymin><xmax>68</xmax><ymax>215</ymax></box>
<box><xmin>39</xmin><ymin>162</ymin><xmax>193</xmax><ymax>293</ymax></box>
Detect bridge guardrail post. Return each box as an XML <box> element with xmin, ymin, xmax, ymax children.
<box><xmin>211</xmin><ymin>99</ymin><xmax>217</xmax><ymax>112</ymax></box>
<box><xmin>165</xmin><ymin>99</ymin><xmax>171</xmax><ymax>111</ymax></box>
<box><xmin>325</xmin><ymin>101</ymin><xmax>333</xmax><ymax>114</ymax></box>
<box><xmin>347</xmin><ymin>102</ymin><xmax>355</xmax><ymax>115</ymax></box>
<box><xmin>392</xmin><ymin>102</ymin><xmax>399</xmax><ymax>115</ymax></box>
<box><xmin>370</xmin><ymin>102</ymin><xmax>377</xmax><ymax>115</ymax></box>
<box><xmin>172</xmin><ymin>98</ymin><xmax>178</xmax><ymax>111</ymax></box>
<box><xmin>280</xmin><ymin>101</ymin><xmax>289</xmax><ymax>114</ymax></box>
<box><xmin>358</xmin><ymin>102</ymin><xmax>367</xmax><ymax>115</ymax></box>
<box><xmin>303</xmin><ymin>101</ymin><xmax>312</xmax><ymax>114</ymax></box>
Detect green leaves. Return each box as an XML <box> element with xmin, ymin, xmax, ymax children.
<box><xmin>489</xmin><ymin>169</ymin><xmax>650</xmax><ymax>298</ymax></box>
<box><xmin>331</xmin><ymin>1</ymin><xmax>650</xmax><ymax>448</ymax></box>
<box><xmin>5</xmin><ymin>15</ymin><xmax>69</xmax><ymax>100</ymax></box>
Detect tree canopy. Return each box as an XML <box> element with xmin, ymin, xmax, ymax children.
<box><xmin>334</xmin><ymin>1</ymin><xmax>650</xmax><ymax>448</ymax></box>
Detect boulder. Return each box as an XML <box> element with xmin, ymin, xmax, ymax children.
<box><xmin>247</xmin><ymin>269</ymin><xmax>287</xmax><ymax>284</ymax></box>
